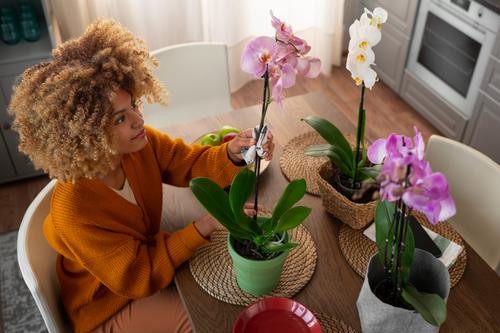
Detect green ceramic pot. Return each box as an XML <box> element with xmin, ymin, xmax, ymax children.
<box><xmin>227</xmin><ymin>233</ymin><xmax>289</xmax><ymax>296</ymax></box>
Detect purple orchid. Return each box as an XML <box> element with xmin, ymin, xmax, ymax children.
<box><xmin>368</xmin><ymin>126</ymin><xmax>456</xmax><ymax>224</ymax></box>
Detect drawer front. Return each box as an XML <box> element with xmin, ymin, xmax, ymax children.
<box><xmin>0</xmin><ymin>57</ymin><xmax>50</xmax><ymax>105</ymax></box>
<box><xmin>464</xmin><ymin>92</ymin><xmax>500</xmax><ymax>164</ymax></box>
<box><xmin>492</xmin><ymin>28</ymin><xmax>500</xmax><ymax>59</ymax></box>
<box><xmin>401</xmin><ymin>70</ymin><xmax>467</xmax><ymax>140</ymax></box>
<box><xmin>0</xmin><ymin>131</ymin><xmax>16</xmax><ymax>181</ymax></box>
<box><xmin>372</xmin><ymin>22</ymin><xmax>409</xmax><ymax>93</ymax></box>
<box><xmin>481</xmin><ymin>57</ymin><xmax>500</xmax><ymax>102</ymax></box>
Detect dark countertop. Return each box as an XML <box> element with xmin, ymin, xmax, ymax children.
<box><xmin>476</xmin><ymin>0</ymin><xmax>500</xmax><ymax>15</ymax></box>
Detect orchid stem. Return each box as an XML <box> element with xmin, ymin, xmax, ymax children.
<box><xmin>352</xmin><ymin>83</ymin><xmax>366</xmax><ymax>184</ymax></box>
<box><xmin>253</xmin><ymin>68</ymin><xmax>270</xmax><ymax>221</ymax></box>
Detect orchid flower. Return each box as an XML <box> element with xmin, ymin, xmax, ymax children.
<box><xmin>346</xmin><ymin>7</ymin><xmax>387</xmax><ymax>89</ymax></box>
<box><xmin>270</xmin><ymin>10</ymin><xmax>293</xmax><ymax>43</ymax></box>
<box><xmin>240</xmin><ymin>36</ymin><xmax>278</xmax><ymax>78</ymax></box>
<box><xmin>269</xmin><ymin>62</ymin><xmax>296</xmax><ymax>112</ymax></box>
<box><xmin>348</xmin><ymin>19</ymin><xmax>381</xmax><ymax>52</ymax></box>
<box><xmin>368</xmin><ymin>126</ymin><xmax>456</xmax><ymax>224</ymax></box>
<box><xmin>361</xmin><ymin>7</ymin><xmax>388</xmax><ymax>30</ymax></box>
<box><xmin>403</xmin><ymin>171</ymin><xmax>457</xmax><ymax>224</ymax></box>
<box><xmin>367</xmin><ymin>126</ymin><xmax>425</xmax><ymax>164</ymax></box>
<box><xmin>241</xmin><ymin>11</ymin><xmax>321</xmax><ymax>110</ymax></box>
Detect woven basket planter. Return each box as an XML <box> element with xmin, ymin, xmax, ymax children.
<box><xmin>317</xmin><ymin>160</ymin><xmax>376</xmax><ymax>229</ymax></box>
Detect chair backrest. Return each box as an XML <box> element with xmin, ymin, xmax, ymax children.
<box><xmin>426</xmin><ymin>135</ymin><xmax>500</xmax><ymax>274</ymax></box>
<box><xmin>17</xmin><ymin>179</ymin><xmax>71</xmax><ymax>332</ymax></box>
<box><xmin>142</xmin><ymin>42</ymin><xmax>232</xmax><ymax>128</ymax></box>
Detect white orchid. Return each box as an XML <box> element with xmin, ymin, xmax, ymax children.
<box><xmin>348</xmin><ymin>19</ymin><xmax>381</xmax><ymax>52</ymax></box>
<box><xmin>346</xmin><ymin>7</ymin><xmax>388</xmax><ymax>89</ymax></box>
<box><xmin>361</xmin><ymin>7</ymin><xmax>388</xmax><ymax>30</ymax></box>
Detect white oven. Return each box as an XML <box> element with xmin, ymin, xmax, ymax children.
<box><xmin>407</xmin><ymin>0</ymin><xmax>500</xmax><ymax>118</ymax></box>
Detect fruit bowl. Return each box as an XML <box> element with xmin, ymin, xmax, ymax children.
<box><xmin>192</xmin><ymin>131</ymin><xmax>270</xmax><ymax>174</ymax></box>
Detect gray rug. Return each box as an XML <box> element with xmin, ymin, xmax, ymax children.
<box><xmin>0</xmin><ymin>231</ymin><xmax>47</xmax><ymax>333</ymax></box>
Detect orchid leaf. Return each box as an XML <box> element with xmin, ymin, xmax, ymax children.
<box><xmin>229</xmin><ymin>168</ymin><xmax>259</xmax><ymax>233</ymax></box>
<box><xmin>274</xmin><ymin>206</ymin><xmax>312</xmax><ymax>233</ymax></box>
<box><xmin>305</xmin><ymin>143</ymin><xmax>352</xmax><ymax>168</ymax></box>
<box><xmin>271</xmin><ymin>179</ymin><xmax>307</xmax><ymax>227</ymax></box>
<box><xmin>190</xmin><ymin>177</ymin><xmax>254</xmax><ymax>240</ymax></box>
<box><xmin>304</xmin><ymin>144</ymin><xmax>352</xmax><ymax>176</ymax></box>
<box><xmin>253</xmin><ymin>233</ymin><xmax>274</xmax><ymax>246</ymax></box>
<box><xmin>302</xmin><ymin>116</ymin><xmax>353</xmax><ymax>163</ymax></box>
<box><xmin>359</xmin><ymin>165</ymin><xmax>381</xmax><ymax>180</ymax></box>
<box><xmin>375</xmin><ymin>201</ymin><xmax>396</xmax><ymax>267</ymax></box>
<box><xmin>402</xmin><ymin>285</ymin><xmax>447</xmax><ymax>327</ymax></box>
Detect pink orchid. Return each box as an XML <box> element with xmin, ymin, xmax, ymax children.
<box><xmin>296</xmin><ymin>57</ymin><xmax>322</xmax><ymax>78</ymax></box>
<box><xmin>241</xmin><ymin>11</ymin><xmax>321</xmax><ymax>113</ymax></box>
<box><xmin>290</xmin><ymin>35</ymin><xmax>312</xmax><ymax>55</ymax></box>
<box><xmin>368</xmin><ymin>126</ymin><xmax>456</xmax><ymax>224</ymax></box>
<box><xmin>402</xmin><ymin>172</ymin><xmax>457</xmax><ymax>224</ymax></box>
<box><xmin>270</xmin><ymin>10</ymin><xmax>293</xmax><ymax>43</ymax></box>
<box><xmin>240</xmin><ymin>36</ymin><xmax>278</xmax><ymax>77</ymax></box>
<box><xmin>367</xmin><ymin>126</ymin><xmax>425</xmax><ymax>164</ymax></box>
<box><xmin>269</xmin><ymin>63</ymin><xmax>296</xmax><ymax>112</ymax></box>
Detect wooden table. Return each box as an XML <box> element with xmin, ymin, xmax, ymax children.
<box><xmin>162</xmin><ymin>92</ymin><xmax>500</xmax><ymax>332</ymax></box>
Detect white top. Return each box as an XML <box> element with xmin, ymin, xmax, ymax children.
<box><xmin>111</xmin><ymin>178</ymin><xmax>137</xmax><ymax>205</ymax></box>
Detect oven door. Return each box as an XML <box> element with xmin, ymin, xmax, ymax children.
<box><xmin>407</xmin><ymin>0</ymin><xmax>496</xmax><ymax>118</ymax></box>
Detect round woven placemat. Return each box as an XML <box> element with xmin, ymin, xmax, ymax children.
<box><xmin>315</xmin><ymin>312</ymin><xmax>357</xmax><ymax>333</ymax></box>
<box><xmin>280</xmin><ymin>131</ymin><xmax>327</xmax><ymax>196</ymax></box>
<box><xmin>338</xmin><ymin>212</ymin><xmax>467</xmax><ymax>288</ymax></box>
<box><xmin>189</xmin><ymin>224</ymin><xmax>317</xmax><ymax>306</ymax></box>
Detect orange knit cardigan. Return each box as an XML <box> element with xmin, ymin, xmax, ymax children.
<box><xmin>43</xmin><ymin>126</ymin><xmax>242</xmax><ymax>333</ymax></box>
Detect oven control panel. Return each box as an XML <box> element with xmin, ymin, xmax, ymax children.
<box><xmin>436</xmin><ymin>0</ymin><xmax>500</xmax><ymax>32</ymax></box>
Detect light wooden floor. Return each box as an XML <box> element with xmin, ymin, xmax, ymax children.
<box><xmin>0</xmin><ymin>65</ymin><xmax>438</xmax><ymax>235</ymax></box>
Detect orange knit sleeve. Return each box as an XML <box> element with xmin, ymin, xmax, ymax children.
<box><xmin>145</xmin><ymin>126</ymin><xmax>242</xmax><ymax>188</ymax></box>
<box><xmin>52</xmin><ymin>219</ymin><xmax>207</xmax><ymax>299</ymax></box>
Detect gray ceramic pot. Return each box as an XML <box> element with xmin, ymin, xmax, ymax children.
<box><xmin>357</xmin><ymin>249</ymin><xmax>450</xmax><ymax>333</ymax></box>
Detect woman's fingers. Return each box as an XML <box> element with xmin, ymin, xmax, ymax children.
<box><xmin>243</xmin><ymin>202</ymin><xmax>265</xmax><ymax>217</ymax></box>
<box><xmin>244</xmin><ymin>202</ymin><xmax>264</xmax><ymax>209</ymax></box>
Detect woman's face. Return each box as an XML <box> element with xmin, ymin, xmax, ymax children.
<box><xmin>109</xmin><ymin>89</ymin><xmax>148</xmax><ymax>155</ymax></box>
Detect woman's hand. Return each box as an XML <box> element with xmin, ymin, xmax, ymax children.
<box><xmin>227</xmin><ymin>128</ymin><xmax>275</xmax><ymax>163</ymax></box>
<box><xmin>194</xmin><ymin>203</ymin><xmax>265</xmax><ymax>237</ymax></box>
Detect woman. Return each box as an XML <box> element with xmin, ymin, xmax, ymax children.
<box><xmin>9</xmin><ymin>20</ymin><xmax>274</xmax><ymax>333</ymax></box>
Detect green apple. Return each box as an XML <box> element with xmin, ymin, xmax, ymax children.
<box><xmin>218</xmin><ymin>125</ymin><xmax>240</xmax><ymax>139</ymax></box>
<box><xmin>200</xmin><ymin>133</ymin><xmax>221</xmax><ymax>146</ymax></box>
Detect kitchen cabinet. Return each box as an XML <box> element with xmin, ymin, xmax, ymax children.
<box><xmin>0</xmin><ymin>0</ymin><xmax>55</xmax><ymax>183</ymax></box>
<box><xmin>463</xmin><ymin>93</ymin><xmax>500</xmax><ymax>164</ymax></box>
<box><xmin>360</xmin><ymin>0</ymin><xmax>419</xmax><ymax>93</ymax></box>
<box><xmin>463</xmin><ymin>37</ymin><xmax>500</xmax><ymax>164</ymax></box>
<box><xmin>401</xmin><ymin>70</ymin><xmax>467</xmax><ymax>140</ymax></box>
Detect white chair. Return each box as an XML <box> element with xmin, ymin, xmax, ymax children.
<box><xmin>425</xmin><ymin>135</ymin><xmax>500</xmax><ymax>275</ymax></box>
<box><xmin>143</xmin><ymin>42</ymin><xmax>233</xmax><ymax>128</ymax></box>
<box><xmin>17</xmin><ymin>179</ymin><xmax>71</xmax><ymax>332</ymax></box>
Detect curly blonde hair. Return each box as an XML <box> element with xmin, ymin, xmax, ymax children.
<box><xmin>8</xmin><ymin>19</ymin><xmax>167</xmax><ymax>182</ymax></box>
